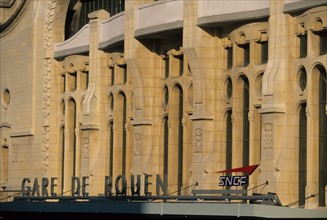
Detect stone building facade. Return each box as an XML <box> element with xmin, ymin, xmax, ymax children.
<box><xmin>0</xmin><ymin>0</ymin><xmax>326</xmax><ymax>210</ymax></box>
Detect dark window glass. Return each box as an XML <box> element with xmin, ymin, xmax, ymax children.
<box><xmin>300</xmin><ymin>34</ymin><xmax>307</xmax><ymax>58</ymax></box>
<box><xmin>299</xmin><ymin>68</ymin><xmax>307</xmax><ymax>91</ymax></box>
<box><xmin>243</xmin><ymin>44</ymin><xmax>250</xmax><ymax>66</ymax></box>
<box><xmin>109</xmin><ymin>94</ymin><xmax>114</xmax><ymax>111</ymax></box>
<box><xmin>73</xmin><ymin>101</ymin><xmax>77</xmax><ymax>178</ymax></box>
<box><xmin>164</xmin><ymin>116</ymin><xmax>168</xmax><ymax>177</ymax></box>
<box><xmin>227</xmin><ymin>77</ymin><xmax>232</xmax><ymax>99</ymax></box>
<box><xmin>179</xmin><ymin>56</ymin><xmax>184</xmax><ymax>76</ymax></box>
<box><xmin>122</xmin><ymin>94</ymin><xmax>127</xmax><ymax>176</ymax></box>
<box><xmin>243</xmin><ymin>79</ymin><xmax>249</xmax><ymax>168</ymax></box>
<box><xmin>65</xmin><ymin>9</ymin><xmax>76</xmax><ymax>40</ymax></box>
<box><xmin>319</xmin><ymin>70</ymin><xmax>327</xmax><ymax>207</ymax></box>
<box><xmin>66</xmin><ymin>0</ymin><xmax>125</xmax><ymax>39</ymax></box>
<box><xmin>123</xmin><ymin>66</ymin><xmax>127</xmax><ymax>84</ymax></box>
<box><xmin>109</xmin><ymin>122</ymin><xmax>114</xmax><ymax>177</ymax></box>
<box><xmin>320</xmin><ymin>31</ymin><xmax>327</xmax><ymax>55</ymax></box>
<box><xmin>177</xmin><ymin>87</ymin><xmax>183</xmax><ymax>195</ymax></box>
<box><xmin>61</xmin><ymin>127</ymin><xmax>65</xmax><ymax>194</ymax></box>
<box><xmin>86</xmin><ymin>72</ymin><xmax>89</xmax><ymax>89</ymax></box>
<box><xmin>111</xmin><ymin>67</ymin><xmax>115</xmax><ymax>86</ymax></box>
<box><xmin>261</xmin><ymin>41</ymin><xmax>268</xmax><ymax>64</ymax></box>
<box><xmin>165</xmin><ymin>57</ymin><xmax>169</xmax><ymax>78</ymax></box>
<box><xmin>163</xmin><ymin>86</ymin><xmax>169</xmax><ymax>106</ymax></box>
<box><xmin>62</xmin><ymin>75</ymin><xmax>66</xmax><ymax>93</ymax></box>
<box><xmin>226</xmin><ymin>111</ymin><xmax>232</xmax><ymax>171</ymax></box>
<box><xmin>299</xmin><ymin>103</ymin><xmax>307</xmax><ymax>207</ymax></box>
<box><xmin>227</xmin><ymin>47</ymin><xmax>233</xmax><ymax>68</ymax></box>
<box><xmin>111</xmin><ymin>0</ymin><xmax>124</xmax><ymax>16</ymax></box>
<box><xmin>67</xmin><ymin>99</ymin><xmax>77</xmax><ymax>179</ymax></box>
<box><xmin>242</xmin><ymin>79</ymin><xmax>249</xmax><ymax>190</ymax></box>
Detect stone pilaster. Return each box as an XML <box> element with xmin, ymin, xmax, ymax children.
<box><xmin>81</xmin><ymin>9</ymin><xmax>109</xmax><ymax>195</ymax></box>
<box><xmin>259</xmin><ymin>0</ymin><xmax>296</xmax><ymax>205</ymax></box>
<box><xmin>183</xmin><ymin>0</ymin><xmax>218</xmax><ymax>189</ymax></box>
<box><xmin>124</xmin><ymin>1</ymin><xmax>157</xmax><ymax>179</ymax></box>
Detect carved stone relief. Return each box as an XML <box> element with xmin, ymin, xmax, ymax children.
<box><xmin>12</xmin><ymin>143</ymin><xmax>18</xmax><ymax>163</ymax></box>
<box><xmin>82</xmin><ymin>137</ymin><xmax>89</xmax><ymax>159</ymax></box>
<box><xmin>41</xmin><ymin>126</ymin><xmax>50</xmax><ymax>172</ymax></box>
<box><xmin>44</xmin><ymin>0</ymin><xmax>57</xmax><ymax>51</ymax></box>
<box><xmin>41</xmin><ymin>0</ymin><xmax>57</xmax><ymax>173</ymax></box>
<box><xmin>194</xmin><ymin>128</ymin><xmax>203</xmax><ymax>153</ymax></box>
<box><xmin>263</xmin><ymin>123</ymin><xmax>273</xmax><ymax>149</ymax></box>
<box><xmin>134</xmin><ymin>133</ymin><xmax>142</xmax><ymax>156</ymax></box>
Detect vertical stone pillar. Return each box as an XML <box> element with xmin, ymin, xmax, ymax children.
<box><xmin>305</xmin><ymin>58</ymin><xmax>320</xmax><ymax>208</ymax></box>
<box><xmin>183</xmin><ymin>0</ymin><xmax>217</xmax><ymax>189</ymax></box>
<box><xmin>260</xmin><ymin>0</ymin><xmax>295</xmax><ymax>205</ymax></box>
<box><xmin>81</xmin><ymin>10</ymin><xmax>109</xmax><ymax>195</ymax></box>
<box><xmin>124</xmin><ymin>0</ymin><xmax>158</xmax><ymax>183</ymax></box>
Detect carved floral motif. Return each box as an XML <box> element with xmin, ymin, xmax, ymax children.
<box><xmin>263</xmin><ymin>123</ymin><xmax>273</xmax><ymax>149</ymax></box>
<box><xmin>134</xmin><ymin>133</ymin><xmax>142</xmax><ymax>156</ymax></box>
<box><xmin>12</xmin><ymin>144</ymin><xmax>18</xmax><ymax>163</ymax></box>
<box><xmin>41</xmin><ymin>0</ymin><xmax>57</xmax><ymax>173</ymax></box>
<box><xmin>82</xmin><ymin>137</ymin><xmax>89</xmax><ymax>159</ymax></box>
<box><xmin>194</xmin><ymin>128</ymin><xmax>203</xmax><ymax>152</ymax></box>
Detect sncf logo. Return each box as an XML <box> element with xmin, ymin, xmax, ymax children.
<box><xmin>215</xmin><ymin>164</ymin><xmax>259</xmax><ymax>187</ymax></box>
<box><xmin>218</xmin><ymin>176</ymin><xmax>248</xmax><ymax>186</ymax></box>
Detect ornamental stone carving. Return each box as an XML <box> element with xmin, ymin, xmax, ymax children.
<box><xmin>41</xmin><ymin>126</ymin><xmax>50</xmax><ymax>172</ymax></box>
<box><xmin>263</xmin><ymin>123</ymin><xmax>273</xmax><ymax>149</ymax></box>
<box><xmin>41</xmin><ymin>0</ymin><xmax>57</xmax><ymax>174</ymax></box>
<box><xmin>82</xmin><ymin>137</ymin><xmax>89</xmax><ymax>159</ymax></box>
<box><xmin>12</xmin><ymin>144</ymin><xmax>18</xmax><ymax>163</ymax></box>
<box><xmin>44</xmin><ymin>0</ymin><xmax>57</xmax><ymax>51</ymax></box>
<box><xmin>194</xmin><ymin>128</ymin><xmax>203</xmax><ymax>153</ymax></box>
<box><xmin>134</xmin><ymin>133</ymin><xmax>142</xmax><ymax>156</ymax></box>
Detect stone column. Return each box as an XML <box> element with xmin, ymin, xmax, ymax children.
<box><xmin>260</xmin><ymin>0</ymin><xmax>294</xmax><ymax>205</ymax></box>
<box><xmin>305</xmin><ymin>45</ymin><xmax>320</xmax><ymax>207</ymax></box>
<box><xmin>81</xmin><ymin>10</ymin><xmax>109</xmax><ymax>195</ymax></box>
<box><xmin>183</xmin><ymin>0</ymin><xmax>218</xmax><ymax>190</ymax></box>
<box><xmin>124</xmin><ymin>1</ymin><xmax>158</xmax><ymax>193</ymax></box>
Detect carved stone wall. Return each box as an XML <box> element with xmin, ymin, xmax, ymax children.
<box><xmin>41</xmin><ymin>0</ymin><xmax>57</xmax><ymax>173</ymax></box>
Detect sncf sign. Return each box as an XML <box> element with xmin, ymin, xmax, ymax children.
<box><xmin>218</xmin><ymin>176</ymin><xmax>248</xmax><ymax>186</ymax></box>
<box><xmin>216</xmin><ymin>164</ymin><xmax>259</xmax><ymax>187</ymax></box>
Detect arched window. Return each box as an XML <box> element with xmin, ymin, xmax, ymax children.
<box><xmin>319</xmin><ymin>67</ymin><xmax>327</xmax><ymax>207</ymax></box>
<box><xmin>60</xmin><ymin>126</ymin><xmax>65</xmax><ymax>194</ymax></box>
<box><xmin>163</xmin><ymin>116</ymin><xmax>169</xmax><ymax>178</ymax></box>
<box><xmin>226</xmin><ymin>110</ymin><xmax>233</xmax><ymax>171</ymax></box>
<box><xmin>61</xmin><ymin>98</ymin><xmax>77</xmax><ymax>193</ymax></box>
<box><xmin>170</xmin><ymin>84</ymin><xmax>183</xmax><ymax>195</ymax></box>
<box><xmin>242</xmin><ymin>77</ymin><xmax>250</xmax><ymax>167</ymax></box>
<box><xmin>177</xmin><ymin>86</ymin><xmax>183</xmax><ymax>195</ymax></box>
<box><xmin>117</xmin><ymin>92</ymin><xmax>127</xmax><ymax>175</ymax></box>
<box><xmin>65</xmin><ymin>0</ymin><xmax>125</xmax><ymax>39</ymax></box>
<box><xmin>68</xmin><ymin>99</ymin><xmax>77</xmax><ymax>178</ymax></box>
<box><xmin>299</xmin><ymin>103</ymin><xmax>307</xmax><ymax>207</ymax></box>
<box><xmin>109</xmin><ymin>121</ymin><xmax>114</xmax><ymax>177</ymax></box>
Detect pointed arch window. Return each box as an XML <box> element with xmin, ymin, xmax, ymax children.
<box><xmin>299</xmin><ymin>33</ymin><xmax>307</xmax><ymax>58</ymax></box>
<box><xmin>163</xmin><ymin>116</ymin><xmax>169</xmax><ymax>178</ymax></box>
<box><xmin>65</xmin><ymin>0</ymin><xmax>125</xmax><ymax>39</ymax></box>
<box><xmin>60</xmin><ymin>126</ymin><xmax>65</xmax><ymax>194</ymax></box>
<box><xmin>109</xmin><ymin>121</ymin><xmax>114</xmax><ymax>177</ymax></box>
<box><xmin>177</xmin><ymin>86</ymin><xmax>183</xmax><ymax>195</ymax></box>
<box><xmin>319</xmin><ymin>30</ymin><xmax>327</xmax><ymax>55</ymax></box>
<box><xmin>116</xmin><ymin>92</ymin><xmax>127</xmax><ymax>175</ymax></box>
<box><xmin>227</xmin><ymin>47</ymin><xmax>233</xmax><ymax>69</ymax></box>
<box><xmin>243</xmin><ymin>77</ymin><xmax>250</xmax><ymax>167</ymax></box>
<box><xmin>261</xmin><ymin>41</ymin><xmax>268</xmax><ymax>64</ymax></box>
<box><xmin>226</xmin><ymin>110</ymin><xmax>233</xmax><ymax>171</ymax></box>
<box><xmin>299</xmin><ymin>103</ymin><xmax>307</xmax><ymax>207</ymax></box>
<box><xmin>319</xmin><ymin>67</ymin><xmax>327</xmax><ymax>207</ymax></box>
